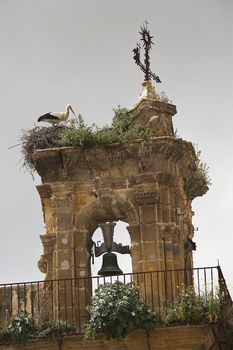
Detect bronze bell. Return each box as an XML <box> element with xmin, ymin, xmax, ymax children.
<box><xmin>98</xmin><ymin>252</ymin><xmax>123</xmax><ymax>276</ymax></box>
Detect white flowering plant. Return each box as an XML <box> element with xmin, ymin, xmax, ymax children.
<box><xmin>1</xmin><ymin>312</ymin><xmax>37</xmax><ymax>344</ymax></box>
<box><xmin>162</xmin><ymin>287</ymin><xmax>221</xmax><ymax>325</ymax></box>
<box><xmin>84</xmin><ymin>281</ymin><xmax>160</xmax><ymax>340</ymax></box>
<box><xmin>0</xmin><ymin>312</ymin><xmax>74</xmax><ymax>345</ymax></box>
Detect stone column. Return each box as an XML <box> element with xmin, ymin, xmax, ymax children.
<box><xmin>160</xmin><ymin>224</ymin><xmax>181</xmax><ymax>305</ymax></box>
<box><xmin>132</xmin><ymin>181</ymin><xmax>163</xmax><ymax>309</ymax></box>
<box><xmin>127</xmin><ymin>224</ymin><xmax>142</xmax><ymax>272</ymax></box>
<box><xmin>73</xmin><ymin>228</ymin><xmax>92</xmax><ymax>331</ymax></box>
<box><xmin>50</xmin><ymin>189</ymin><xmax>75</xmax><ymax>323</ymax></box>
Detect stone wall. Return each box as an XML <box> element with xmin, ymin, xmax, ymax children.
<box><xmin>0</xmin><ymin>326</ymin><xmax>220</xmax><ymax>350</ymax></box>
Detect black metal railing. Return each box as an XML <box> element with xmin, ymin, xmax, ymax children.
<box><xmin>0</xmin><ymin>266</ymin><xmax>231</xmax><ymax>333</ymax></box>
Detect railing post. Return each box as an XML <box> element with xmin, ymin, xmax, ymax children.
<box><xmin>217</xmin><ymin>265</ymin><xmax>232</xmax><ymax>313</ymax></box>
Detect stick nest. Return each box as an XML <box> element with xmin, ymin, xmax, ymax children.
<box><xmin>20</xmin><ymin>125</ymin><xmax>65</xmax><ymax>175</ymax></box>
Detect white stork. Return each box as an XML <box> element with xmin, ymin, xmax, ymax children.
<box><xmin>37</xmin><ymin>104</ymin><xmax>76</xmax><ymax>125</ymax></box>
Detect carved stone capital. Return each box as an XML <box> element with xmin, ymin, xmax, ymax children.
<box><xmin>51</xmin><ymin>193</ymin><xmax>75</xmax><ymax>210</ymax></box>
<box><xmin>134</xmin><ymin>182</ymin><xmax>159</xmax><ymax>205</ymax></box>
<box><xmin>40</xmin><ymin>234</ymin><xmax>56</xmax><ymax>255</ymax></box>
<box><xmin>159</xmin><ymin>222</ymin><xmax>180</xmax><ymax>242</ymax></box>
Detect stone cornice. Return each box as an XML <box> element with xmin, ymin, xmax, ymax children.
<box><xmin>129</xmin><ymin>97</ymin><xmax>177</xmax><ymax>117</ymax></box>
<box><xmin>36</xmin><ymin>184</ymin><xmax>52</xmax><ymax>198</ymax></box>
<box><xmin>33</xmin><ymin>138</ymin><xmax>195</xmax><ymax>183</ymax></box>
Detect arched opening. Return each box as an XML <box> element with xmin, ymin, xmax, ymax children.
<box><xmin>91</xmin><ymin>220</ymin><xmax>132</xmax><ymax>276</ymax></box>
<box><xmin>73</xmin><ymin>194</ymin><xmax>139</xmax><ymax>281</ymax></box>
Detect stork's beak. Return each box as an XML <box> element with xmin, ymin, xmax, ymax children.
<box><xmin>70</xmin><ymin>106</ymin><xmax>76</xmax><ymax>116</ymax></box>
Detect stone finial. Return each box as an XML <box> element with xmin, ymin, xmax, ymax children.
<box><xmin>138</xmin><ymin>81</ymin><xmax>157</xmax><ymax>102</ymax></box>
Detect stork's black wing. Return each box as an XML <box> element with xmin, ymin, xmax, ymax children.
<box><xmin>37</xmin><ymin>113</ymin><xmax>59</xmax><ymax>122</ymax></box>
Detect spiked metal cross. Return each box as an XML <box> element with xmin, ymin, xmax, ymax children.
<box><xmin>133</xmin><ymin>23</ymin><xmax>161</xmax><ymax>83</ymax></box>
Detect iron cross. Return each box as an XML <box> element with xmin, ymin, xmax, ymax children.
<box><xmin>133</xmin><ymin>23</ymin><xmax>161</xmax><ymax>83</ymax></box>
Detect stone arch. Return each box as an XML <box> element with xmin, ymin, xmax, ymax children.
<box><xmin>73</xmin><ymin>193</ymin><xmax>139</xmax><ymax>278</ymax></box>
<box><xmin>74</xmin><ymin>194</ymin><xmax>138</xmax><ymax>240</ymax></box>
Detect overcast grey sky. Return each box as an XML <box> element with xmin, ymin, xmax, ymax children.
<box><xmin>0</xmin><ymin>0</ymin><xmax>232</xmax><ymax>290</ymax></box>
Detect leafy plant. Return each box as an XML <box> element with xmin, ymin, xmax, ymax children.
<box><xmin>38</xmin><ymin>319</ymin><xmax>75</xmax><ymax>337</ymax></box>
<box><xmin>37</xmin><ymin>320</ymin><xmax>75</xmax><ymax>349</ymax></box>
<box><xmin>111</xmin><ymin>106</ymin><xmax>132</xmax><ymax>132</ymax></box>
<box><xmin>0</xmin><ymin>315</ymin><xmax>8</xmax><ymax>334</ymax></box>
<box><xmin>59</xmin><ymin>115</ymin><xmax>97</xmax><ymax>148</ymax></box>
<box><xmin>162</xmin><ymin>288</ymin><xmax>221</xmax><ymax>326</ymax></box>
<box><xmin>84</xmin><ymin>281</ymin><xmax>160</xmax><ymax>341</ymax></box>
<box><xmin>1</xmin><ymin>312</ymin><xmax>37</xmax><ymax>344</ymax></box>
<box><xmin>207</xmin><ymin>292</ymin><xmax>222</xmax><ymax>322</ymax></box>
<box><xmin>184</xmin><ymin>145</ymin><xmax>211</xmax><ymax>199</ymax></box>
<box><xmin>0</xmin><ymin>286</ymin><xmax>226</xmax><ymax>345</ymax></box>
<box><xmin>194</xmin><ymin>146</ymin><xmax>211</xmax><ymax>185</ymax></box>
<box><xmin>110</xmin><ymin>106</ymin><xmax>151</xmax><ymax>142</ymax></box>
<box><xmin>0</xmin><ymin>312</ymin><xmax>75</xmax><ymax>346</ymax></box>
<box><xmin>59</xmin><ymin>107</ymin><xmax>150</xmax><ymax>149</ymax></box>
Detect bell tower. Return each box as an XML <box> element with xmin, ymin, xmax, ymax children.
<box><xmin>34</xmin><ymin>81</ymin><xmax>207</xmax><ymax>321</ymax></box>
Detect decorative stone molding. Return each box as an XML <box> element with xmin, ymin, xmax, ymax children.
<box><xmin>129</xmin><ymin>95</ymin><xmax>177</xmax><ymax>119</ymax></box>
<box><xmin>159</xmin><ymin>222</ymin><xmax>180</xmax><ymax>241</ymax></box>
<box><xmin>40</xmin><ymin>234</ymin><xmax>56</xmax><ymax>254</ymax></box>
<box><xmin>38</xmin><ymin>255</ymin><xmax>47</xmax><ymax>274</ymax></box>
<box><xmin>51</xmin><ymin>193</ymin><xmax>75</xmax><ymax>210</ymax></box>
<box><xmin>38</xmin><ymin>234</ymin><xmax>56</xmax><ymax>277</ymax></box>
<box><xmin>146</xmin><ymin>115</ymin><xmax>172</xmax><ymax>137</ymax></box>
<box><xmin>37</xmin><ymin>253</ymin><xmax>54</xmax><ymax>279</ymax></box>
<box><xmin>33</xmin><ymin>140</ymin><xmax>196</xmax><ymax>184</ymax></box>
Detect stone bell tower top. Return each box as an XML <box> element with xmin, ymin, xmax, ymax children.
<box><xmin>129</xmin><ymin>80</ymin><xmax>177</xmax><ymax>138</ymax></box>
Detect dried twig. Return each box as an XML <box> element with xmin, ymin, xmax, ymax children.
<box><xmin>19</xmin><ymin>125</ymin><xmax>65</xmax><ymax>175</ymax></box>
